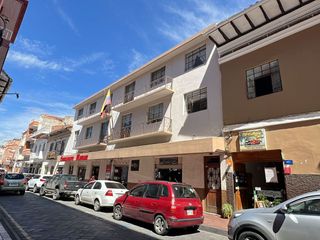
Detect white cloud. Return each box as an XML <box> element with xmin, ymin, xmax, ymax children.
<box><xmin>16</xmin><ymin>37</ymin><xmax>54</xmax><ymax>56</ymax></box>
<box><xmin>128</xmin><ymin>49</ymin><xmax>149</xmax><ymax>72</ymax></box>
<box><xmin>53</xmin><ymin>0</ymin><xmax>79</xmax><ymax>36</ymax></box>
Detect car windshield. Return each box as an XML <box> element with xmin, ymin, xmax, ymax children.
<box><xmin>105</xmin><ymin>182</ymin><xmax>126</xmax><ymax>189</ymax></box>
<box><xmin>63</xmin><ymin>175</ymin><xmax>78</xmax><ymax>181</ymax></box>
<box><xmin>33</xmin><ymin>175</ymin><xmax>41</xmax><ymax>179</ymax></box>
<box><xmin>5</xmin><ymin>173</ymin><xmax>24</xmax><ymax>180</ymax></box>
<box><xmin>43</xmin><ymin>176</ymin><xmax>51</xmax><ymax>180</ymax></box>
<box><xmin>172</xmin><ymin>184</ymin><xmax>197</xmax><ymax>198</ymax></box>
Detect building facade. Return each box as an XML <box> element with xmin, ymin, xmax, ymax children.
<box><xmin>0</xmin><ymin>138</ymin><xmax>20</xmax><ymax>172</ymax></box>
<box><xmin>208</xmin><ymin>0</ymin><xmax>320</xmax><ymax>210</ymax></box>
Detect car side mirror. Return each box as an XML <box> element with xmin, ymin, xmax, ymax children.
<box><xmin>278</xmin><ymin>205</ymin><xmax>288</xmax><ymax>214</ymax></box>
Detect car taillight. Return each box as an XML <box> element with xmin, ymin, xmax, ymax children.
<box><xmin>22</xmin><ymin>179</ymin><xmax>27</xmax><ymax>185</ymax></box>
<box><xmin>0</xmin><ymin>179</ymin><xmax>3</xmax><ymax>185</ymax></box>
<box><xmin>105</xmin><ymin>190</ymin><xmax>113</xmax><ymax>196</ymax></box>
<box><xmin>64</xmin><ymin>181</ymin><xmax>68</xmax><ymax>188</ymax></box>
<box><xmin>40</xmin><ymin>179</ymin><xmax>46</xmax><ymax>182</ymax></box>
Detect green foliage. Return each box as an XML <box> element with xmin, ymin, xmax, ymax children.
<box><xmin>222</xmin><ymin>203</ymin><xmax>233</xmax><ymax>218</ymax></box>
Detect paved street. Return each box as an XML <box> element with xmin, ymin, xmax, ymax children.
<box><xmin>0</xmin><ymin>192</ymin><xmax>227</xmax><ymax>240</ymax></box>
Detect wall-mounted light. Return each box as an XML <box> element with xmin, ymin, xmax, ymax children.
<box><xmin>1</xmin><ymin>92</ymin><xmax>19</xmax><ymax>99</ymax></box>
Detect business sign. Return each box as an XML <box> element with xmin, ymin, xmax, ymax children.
<box><xmin>239</xmin><ymin>129</ymin><xmax>266</xmax><ymax>151</ymax></box>
<box><xmin>60</xmin><ymin>155</ymin><xmax>74</xmax><ymax>161</ymax></box>
<box><xmin>75</xmin><ymin>154</ymin><xmax>88</xmax><ymax>161</ymax></box>
<box><xmin>47</xmin><ymin>151</ymin><xmax>57</xmax><ymax>160</ymax></box>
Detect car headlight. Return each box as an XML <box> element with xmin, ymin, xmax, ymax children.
<box><xmin>232</xmin><ymin>211</ymin><xmax>244</xmax><ymax>219</ymax></box>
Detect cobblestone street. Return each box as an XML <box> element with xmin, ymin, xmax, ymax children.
<box><xmin>0</xmin><ymin>192</ymin><xmax>227</xmax><ymax>240</ymax></box>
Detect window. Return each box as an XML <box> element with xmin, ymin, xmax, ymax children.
<box><xmin>172</xmin><ymin>185</ymin><xmax>197</xmax><ymax>198</ymax></box>
<box><xmin>185</xmin><ymin>45</ymin><xmax>206</xmax><ymax>71</ymax></box>
<box><xmin>130</xmin><ymin>185</ymin><xmax>147</xmax><ymax>197</ymax></box>
<box><xmin>42</xmin><ymin>143</ymin><xmax>46</xmax><ymax>151</ymax></box>
<box><xmin>288</xmin><ymin>198</ymin><xmax>320</xmax><ymax>215</ymax></box>
<box><xmin>77</xmin><ymin>108</ymin><xmax>84</xmax><ymax>119</ymax></box>
<box><xmin>121</xmin><ymin>114</ymin><xmax>132</xmax><ymax>138</ymax></box>
<box><xmin>34</xmin><ymin>145</ymin><xmax>37</xmax><ymax>153</ymax></box>
<box><xmin>59</xmin><ymin>140</ymin><xmax>65</xmax><ymax>155</ymax></box>
<box><xmin>85</xmin><ymin>126</ymin><xmax>93</xmax><ymax>139</ymax></box>
<box><xmin>49</xmin><ymin>142</ymin><xmax>54</xmax><ymax>151</ymax></box>
<box><xmin>151</xmin><ymin>67</ymin><xmax>165</xmax><ymax>88</ymax></box>
<box><xmin>84</xmin><ymin>182</ymin><xmax>95</xmax><ymax>189</ymax></box>
<box><xmin>246</xmin><ymin>60</ymin><xmax>282</xmax><ymax>99</ymax></box>
<box><xmin>185</xmin><ymin>87</ymin><xmax>207</xmax><ymax>113</ymax></box>
<box><xmin>93</xmin><ymin>182</ymin><xmax>102</xmax><ymax>190</ymax></box>
<box><xmin>74</xmin><ymin>130</ymin><xmax>79</xmax><ymax>148</ymax></box>
<box><xmin>69</xmin><ymin>165</ymin><xmax>74</xmax><ymax>175</ymax></box>
<box><xmin>105</xmin><ymin>182</ymin><xmax>126</xmax><ymax>189</ymax></box>
<box><xmin>147</xmin><ymin>103</ymin><xmax>163</xmax><ymax>123</ymax></box>
<box><xmin>124</xmin><ymin>82</ymin><xmax>135</xmax><ymax>103</ymax></box>
<box><xmin>159</xmin><ymin>185</ymin><xmax>169</xmax><ymax>197</ymax></box>
<box><xmin>89</xmin><ymin>102</ymin><xmax>96</xmax><ymax>115</ymax></box>
<box><xmin>131</xmin><ymin>160</ymin><xmax>140</xmax><ymax>171</ymax></box>
<box><xmin>145</xmin><ymin>184</ymin><xmax>160</xmax><ymax>199</ymax></box>
<box><xmin>99</xmin><ymin>121</ymin><xmax>108</xmax><ymax>143</ymax></box>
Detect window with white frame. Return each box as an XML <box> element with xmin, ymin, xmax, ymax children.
<box><xmin>246</xmin><ymin>60</ymin><xmax>282</xmax><ymax>99</ymax></box>
<box><xmin>89</xmin><ymin>102</ymin><xmax>96</xmax><ymax>115</ymax></box>
<box><xmin>147</xmin><ymin>103</ymin><xmax>164</xmax><ymax>123</ymax></box>
<box><xmin>151</xmin><ymin>67</ymin><xmax>165</xmax><ymax>88</ymax></box>
<box><xmin>77</xmin><ymin>108</ymin><xmax>84</xmax><ymax>119</ymax></box>
<box><xmin>85</xmin><ymin>126</ymin><xmax>93</xmax><ymax>139</ymax></box>
<box><xmin>185</xmin><ymin>87</ymin><xmax>207</xmax><ymax>113</ymax></box>
<box><xmin>185</xmin><ymin>45</ymin><xmax>206</xmax><ymax>71</ymax></box>
<box><xmin>124</xmin><ymin>82</ymin><xmax>135</xmax><ymax>103</ymax></box>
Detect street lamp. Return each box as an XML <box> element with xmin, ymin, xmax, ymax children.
<box><xmin>1</xmin><ymin>92</ymin><xmax>19</xmax><ymax>99</ymax></box>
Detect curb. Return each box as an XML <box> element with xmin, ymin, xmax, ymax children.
<box><xmin>200</xmin><ymin>224</ymin><xmax>228</xmax><ymax>237</ymax></box>
<box><xmin>0</xmin><ymin>205</ymin><xmax>32</xmax><ymax>240</ymax></box>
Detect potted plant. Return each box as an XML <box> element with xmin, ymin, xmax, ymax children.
<box><xmin>222</xmin><ymin>203</ymin><xmax>233</xmax><ymax>219</ymax></box>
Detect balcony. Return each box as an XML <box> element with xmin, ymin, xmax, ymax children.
<box><xmin>74</xmin><ymin>135</ymin><xmax>108</xmax><ymax>150</ymax></box>
<box><xmin>76</xmin><ymin>110</ymin><xmax>111</xmax><ymax>126</ymax></box>
<box><xmin>29</xmin><ymin>126</ymin><xmax>51</xmax><ymax>138</ymax></box>
<box><xmin>109</xmin><ymin>117</ymin><xmax>172</xmax><ymax>144</ymax></box>
<box><xmin>112</xmin><ymin>76</ymin><xmax>174</xmax><ymax>112</ymax></box>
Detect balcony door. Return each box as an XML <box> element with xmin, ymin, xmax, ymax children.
<box><xmin>124</xmin><ymin>82</ymin><xmax>135</xmax><ymax>103</ymax></box>
<box><xmin>99</xmin><ymin>121</ymin><xmax>108</xmax><ymax>143</ymax></box>
<box><xmin>121</xmin><ymin>114</ymin><xmax>132</xmax><ymax>138</ymax></box>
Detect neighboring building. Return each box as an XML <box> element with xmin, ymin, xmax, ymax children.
<box><xmin>0</xmin><ymin>138</ymin><xmax>21</xmax><ymax>172</ymax></box>
<box><xmin>0</xmin><ymin>0</ymin><xmax>28</xmax><ymax>102</ymax></box>
<box><xmin>206</xmin><ymin>0</ymin><xmax>320</xmax><ymax>210</ymax></box>
<box><xmin>69</xmin><ymin>25</ymin><xmax>226</xmax><ymax>213</ymax></box>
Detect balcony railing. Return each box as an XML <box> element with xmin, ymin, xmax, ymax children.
<box><xmin>109</xmin><ymin>117</ymin><xmax>172</xmax><ymax>142</ymax></box>
<box><xmin>74</xmin><ymin>135</ymin><xmax>107</xmax><ymax>149</ymax></box>
<box><xmin>29</xmin><ymin>126</ymin><xmax>51</xmax><ymax>138</ymax></box>
<box><xmin>124</xmin><ymin>91</ymin><xmax>135</xmax><ymax>103</ymax></box>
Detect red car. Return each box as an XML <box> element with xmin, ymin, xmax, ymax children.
<box><xmin>113</xmin><ymin>181</ymin><xmax>203</xmax><ymax>235</ymax></box>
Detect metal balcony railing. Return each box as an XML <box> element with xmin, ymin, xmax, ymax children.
<box><xmin>29</xmin><ymin>126</ymin><xmax>51</xmax><ymax>138</ymax></box>
<box><xmin>124</xmin><ymin>91</ymin><xmax>135</xmax><ymax>103</ymax></box>
<box><xmin>74</xmin><ymin>134</ymin><xmax>107</xmax><ymax>149</ymax></box>
<box><xmin>110</xmin><ymin>117</ymin><xmax>172</xmax><ymax>141</ymax></box>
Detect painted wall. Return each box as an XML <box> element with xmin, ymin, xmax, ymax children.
<box><xmin>221</xmin><ymin>24</ymin><xmax>320</xmax><ymax>125</ymax></box>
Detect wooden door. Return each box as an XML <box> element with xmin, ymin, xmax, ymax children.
<box><xmin>204</xmin><ymin>157</ymin><xmax>221</xmax><ymax>213</ymax></box>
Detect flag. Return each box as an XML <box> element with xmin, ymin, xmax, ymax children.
<box><xmin>100</xmin><ymin>89</ymin><xmax>112</xmax><ymax>119</ymax></box>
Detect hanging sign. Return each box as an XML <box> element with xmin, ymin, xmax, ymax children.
<box><xmin>239</xmin><ymin>129</ymin><xmax>266</xmax><ymax>151</ymax></box>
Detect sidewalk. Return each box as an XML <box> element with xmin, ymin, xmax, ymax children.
<box><xmin>0</xmin><ymin>223</ymin><xmax>12</xmax><ymax>240</ymax></box>
<box><xmin>200</xmin><ymin>212</ymin><xmax>229</xmax><ymax>236</ymax></box>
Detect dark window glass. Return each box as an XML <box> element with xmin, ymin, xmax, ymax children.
<box><xmin>145</xmin><ymin>184</ymin><xmax>160</xmax><ymax>199</ymax></box>
<box><xmin>5</xmin><ymin>174</ymin><xmax>24</xmax><ymax>180</ymax></box>
<box><xmin>93</xmin><ymin>182</ymin><xmax>102</xmax><ymax>190</ymax></box>
<box><xmin>131</xmin><ymin>160</ymin><xmax>140</xmax><ymax>171</ymax></box>
<box><xmin>151</xmin><ymin>67</ymin><xmax>165</xmax><ymax>88</ymax></box>
<box><xmin>172</xmin><ymin>185</ymin><xmax>197</xmax><ymax>198</ymax></box>
<box><xmin>288</xmin><ymin>198</ymin><xmax>320</xmax><ymax>215</ymax></box>
<box><xmin>89</xmin><ymin>102</ymin><xmax>97</xmax><ymax>114</ymax></box>
<box><xmin>62</xmin><ymin>175</ymin><xmax>78</xmax><ymax>181</ymax></box>
<box><xmin>49</xmin><ymin>143</ymin><xmax>54</xmax><ymax>151</ymax></box>
<box><xmin>185</xmin><ymin>45</ymin><xmax>206</xmax><ymax>71</ymax></box>
<box><xmin>85</xmin><ymin>126</ymin><xmax>93</xmax><ymax>139</ymax></box>
<box><xmin>124</xmin><ymin>82</ymin><xmax>135</xmax><ymax>103</ymax></box>
<box><xmin>43</xmin><ymin>176</ymin><xmax>51</xmax><ymax>180</ymax></box>
<box><xmin>159</xmin><ymin>185</ymin><xmax>169</xmax><ymax>197</ymax></box>
<box><xmin>130</xmin><ymin>185</ymin><xmax>146</xmax><ymax>197</ymax></box>
<box><xmin>105</xmin><ymin>182</ymin><xmax>126</xmax><ymax>189</ymax></box>
<box><xmin>147</xmin><ymin>103</ymin><xmax>164</xmax><ymax>123</ymax></box>
<box><xmin>84</xmin><ymin>182</ymin><xmax>95</xmax><ymax>189</ymax></box>
<box><xmin>77</xmin><ymin>108</ymin><xmax>84</xmax><ymax>119</ymax></box>
<box><xmin>33</xmin><ymin>175</ymin><xmax>41</xmax><ymax>179</ymax></box>
<box><xmin>121</xmin><ymin>114</ymin><xmax>132</xmax><ymax>138</ymax></box>
<box><xmin>185</xmin><ymin>87</ymin><xmax>207</xmax><ymax>113</ymax></box>
<box><xmin>60</xmin><ymin>140</ymin><xmax>65</xmax><ymax>155</ymax></box>
<box><xmin>246</xmin><ymin>60</ymin><xmax>282</xmax><ymax>99</ymax></box>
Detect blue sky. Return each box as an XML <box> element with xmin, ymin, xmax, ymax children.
<box><xmin>0</xmin><ymin>0</ymin><xmax>256</xmax><ymax>144</ymax></box>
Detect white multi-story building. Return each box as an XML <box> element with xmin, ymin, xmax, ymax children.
<box><xmin>68</xmin><ymin>28</ymin><xmax>227</xmax><ymax>213</ymax></box>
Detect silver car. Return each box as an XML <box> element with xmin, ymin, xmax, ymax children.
<box><xmin>0</xmin><ymin>173</ymin><xmax>26</xmax><ymax>195</ymax></box>
<box><xmin>228</xmin><ymin>191</ymin><xmax>320</xmax><ymax>240</ymax></box>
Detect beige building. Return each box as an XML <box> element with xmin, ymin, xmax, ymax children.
<box><xmin>0</xmin><ymin>138</ymin><xmax>21</xmax><ymax>172</ymax></box>
<box><xmin>207</xmin><ymin>0</ymin><xmax>320</xmax><ymax>210</ymax></box>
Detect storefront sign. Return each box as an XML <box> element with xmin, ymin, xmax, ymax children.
<box><xmin>283</xmin><ymin>160</ymin><xmax>293</xmax><ymax>165</ymax></box>
<box><xmin>264</xmin><ymin>167</ymin><xmax>278</xmax><ymax>183</ymax></box>
<box><xmin>76</xmin><ymin>154</ymin><xmax>88</xmax><ymax>161</ymax></box>
<box><xmin>239</xmin><ymin>129</ymin><xmax>266</xmax><ymax>151</ymax></box>
<box><xmin>60</xmin><ymin>155</ymin><xmax>74</xmax><ymax>161</ymax></box>
<box><xmin>159</xmin><ymin>157</ymin><xmax>178</xmax><ymax>165</ymax></box>
<box><xmin>47</xmin><ymin>151</ymin><xmax>57</xmax><ymax>160</ymax></box>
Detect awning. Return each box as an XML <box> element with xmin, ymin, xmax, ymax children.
<box><xmin>0</xmin><ymin>70</ymin><xmax>12</xmax><ymax>103</ymax></box>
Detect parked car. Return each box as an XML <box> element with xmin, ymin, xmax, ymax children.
<box><xmin>22</xmin><ymin>173</ymin><xmax>35</xmax><ymax>183</ymax></box>
<box><xmin>39</xmin><ymin>174</ymin><xmax>86</xmax><ymax>200</ymax></box>
<box><xmin>26</xmin><ymin>174</ymin><xmax>52</xmax><ymax>193</ymax></box>
<box><xmin>75</xmin><ymin>180</ymin><xmax>128</xmax><ymax>211</ymax></box>
<box><xmin>0</xmin><ymin>173</ymin><xmax>26</xmax><ymax>195</ymax></box>
<box><xmin>113</xmin><ymin>181</ymin><xmax>203</xmax><ymax>235</ymax></box>
<box><xmin>228</xmin><ymin>190</ymin><xmax>320</xmax><ymax>240</ymax></box>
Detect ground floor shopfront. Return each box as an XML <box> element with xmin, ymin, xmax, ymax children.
<box><xmin>62</xmin><ymin>137</ymin><xmax>229</xmax><ymax>213</ymax></box>
<box><xmin>224</xmin><ymin>116</ymin><xmax>320</xmax><ymax>211</ymax></box>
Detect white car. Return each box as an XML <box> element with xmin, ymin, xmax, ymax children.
<box><xmin>75</xmin><ymin>180</ymin><xmax>128</xmax><ymax>211</ymax></box>
<box><xmin>27</xmin><ymin>175</ymin><xmax>52</xmax><ymax>193</ymax></box>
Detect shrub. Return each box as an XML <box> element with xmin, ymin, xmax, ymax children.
<box><xmin>222</xmin><ymin>203</ymin><xmax>233</xmax><ymax>218</ymax></box>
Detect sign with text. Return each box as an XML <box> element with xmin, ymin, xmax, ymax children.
<box><xmin>75</xmin><ymin>154</ymin><xmax>88</xmax><ymax>161</ymax></box>
<box><xmin>239</xmin><ymin>129</ymin><xmax>266</xmax><ymax>151</ymax></box>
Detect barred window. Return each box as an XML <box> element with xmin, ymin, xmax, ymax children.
<box><xmin>246</xmin><ymin>60</ymin><xmax>282</xmax><ymax>99</ymax></box>
<box><xmin>151</xmin><ymin>67</ymin><xmax>165</xmax><ymax>88</ymax></box>
<box><xmin>147</xmin><ymin>103</ymin><xmax>163</xmax><ymax>123</ymax></box>
<box><xmin>89</xmin><ymin>102</ymin><xmax>96</xmax><ymax>114</ymax></box>
<box><xmin>85</xmin><ymin>126</ymin><xmax>93</xmax><ymax>139</ymax></box>
<box><xmin>185</xmin><ymin>45</ymin><xmax>206</xmax><ymax>71</ymax></box>
<box><xmin>185</xmin><ymin>88</ymin><xmax>207</xmax><ymax>113</ymax></box>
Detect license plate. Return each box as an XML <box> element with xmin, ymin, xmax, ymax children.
<box><xmin>187</xmin><ymin>210</ymin><xmax>194</xmax><ymax>215</ymax></box>
<box><xmin>9</xmin><ymin>183</ymin><xmax>18</xmax><ymax>187</ymax></box>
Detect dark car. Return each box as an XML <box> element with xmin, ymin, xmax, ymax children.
<box><xmin>39</xmin><ymin>174</ymin><xmax>86</xmax><ymax>200</ymax></box>
<box><xmin>113</xmin><ymin>181</ymin><xmax>203</xmax><ymax>235</ymax></box>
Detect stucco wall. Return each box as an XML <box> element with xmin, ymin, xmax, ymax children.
<box><xmin>128</xmin><ymin>157</ymin><xmax>155</xmax><ymax>183</ymax></box>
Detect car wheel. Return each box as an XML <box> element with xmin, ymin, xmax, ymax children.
<box><xmin>188</xmin><ymin>225</ymin><xmax>200</xmax><ymax>232</ymax></box>
<box><xmin>26</xmin><ymin>186</ymin><xmax>29</xmax><ymax>191</ymax></box>
<box><xmin>75</xmin><ymin>195</ymin><xmax>81</xmax><ymax>205</ymax></box>
<box><xmin>154</xmin><ymin>215</ymin><xmax>168</xmax><ymax>236</ymax></box>
<box><xmin>53</xmin><ymin>189</ymin><xmax>60</xmax><ymax>200</ymax></box>
<box><xmin>39</xmin><ymin>187</ymin><xmax>46</xmax><ymax>196</ymax></box>
<box><xmin>93</xmin><ymin>199</ymin><xmax>101</xmax><ymax>211</ymax></box>
<box><xmin>33</xmin><ymin>185</ymin><xmax>38</xmax><ymax>193</ymax></box>
<box><xmin>19</xmin><ymin>190</ymin><xmax>25</xmax><ymax>195</ymax></box>
<box><xmin>113</xmin><ymin>204</ymin><xmax>123</xmax><ymax>220</ymax></box>
<box><xmin>238</xmin><ymin>231</ymin><xmax>265</xmax><ymax>240</ymax></box>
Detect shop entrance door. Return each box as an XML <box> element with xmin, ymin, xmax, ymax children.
<box><xmin>204</xmin><ymin>157</ymin><xmax>221</xmax><ymax>213</ymax></box>
<box><xmin>91</xmin><ymin>166</ymin><xmax>100</xmax><ymax>179</ymax></box>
